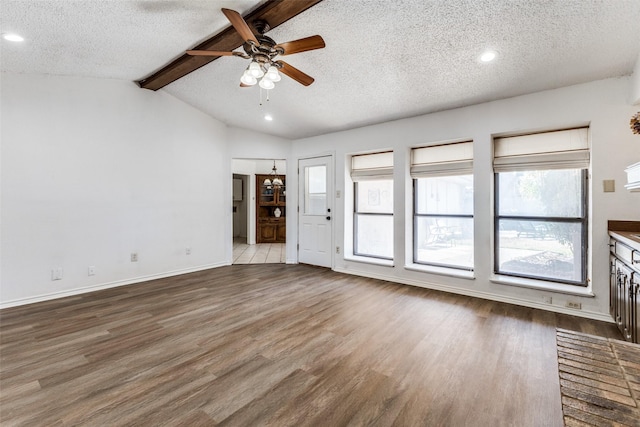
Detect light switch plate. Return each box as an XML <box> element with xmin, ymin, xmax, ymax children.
<box><xmin>603</xmin><ymin>179</ymin><xmax>615</xmax><ymax>192</ymax></box>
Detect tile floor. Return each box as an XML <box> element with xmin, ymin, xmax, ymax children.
<box><xmin>233</xmin><ymin>238</ymin><xmax>286</xmax><ymax>264</ymax></box>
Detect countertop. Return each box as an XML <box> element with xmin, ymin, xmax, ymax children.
<box><xmin>610</xmin><ymin>230</ymin><xmax>640</xmax><ymax>250</ymax></box>
<box><xmin>608</xmin><ymin>220</ymin><xmax>640</xmax><ymax>250</ymax></box>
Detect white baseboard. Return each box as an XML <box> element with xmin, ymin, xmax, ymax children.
<box><xmin>0</xmin><ymin>262</ymin><xmax>229</xmax><ymax>309</ymax></box>
<box><xmin>333</xmin><ymin>267</ymin><xmax>614</xmax><ymax>324</ymax></box>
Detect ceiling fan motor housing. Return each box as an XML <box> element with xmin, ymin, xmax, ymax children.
<box><xmin>251</xmin><ymin>19</ymin><xmax>271</xmax><ymax>35</ymax></box>
<box><xmin>243</xmin><ymin>34</ymin><xmax>281</xmax><ymax>65</ymax></box>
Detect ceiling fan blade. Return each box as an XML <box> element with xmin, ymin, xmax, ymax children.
<box><xmin>187</xmin><ymin>50</ymin><xmax>235</xmax><ymax>57</ymax></box>
<box><xmin>276</xmin><ymin>60</ymin><xmax>315</xmax><ymax>86</ymax></box>
<box><xmin>275</xmin><ymin>35</ymin><xmax>325</xmax><ymax>55</ymax></box>
<box><xmin>222</xmin><ymin>8</ymin><xmax>259</xmax><ymax>45</ymax></box>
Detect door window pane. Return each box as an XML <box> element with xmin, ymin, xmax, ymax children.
<box><xmin>305</xmin><ymin>165</ymin><xmax>326</xmax><ymax>215</ymax></box>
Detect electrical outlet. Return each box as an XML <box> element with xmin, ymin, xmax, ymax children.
<box><xmin>51</xmin><ymin>267</ymin><xmax>63</xmax><ymax>281</ymax></box>
<box><xmin>566</xmin><ymin>301</ymin><xmax>582</xmax><ymax>310</ymax></box>
<box><xmin>88</xmin><ymin>266</ymin><xmax>96</xmax><ymax>276</ymax></box>
<box><xmin>186</xmin><ymin>247</ymin><xmax>191</xmax><ymax>255</ymax></box>
<box><xmin>131</xmin><ymin>253</ymin><xmax>138</xmax><ymax>262</ymax></box>
<box><xmin>336</xmin><ymin>246</ymin><xmax>341</xmax><ymax>254</ymax></box>
<box><xmin>542</xmin><ymin>296</ymin><xmax>552</xmax><ymax>304</ymax></box>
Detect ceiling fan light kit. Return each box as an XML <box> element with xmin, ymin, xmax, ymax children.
<box><xmin>241</xmin><ymin>62</ymin><xmax>281</xmax><ymax>89</ymax></box>
<box><xmin>259</xmin><ymin>77</ymin><xmax>275</xmax><ymax>90</ymax></box>
<box><xmin>248</xmin><ymin>62</ymin><xmax>265</xmax><ymax>78</ymax></box>
<box><xmin>240</xmin><ymin>73</ymin><xmax>257</xmax><ymax>86</ymax></box>
<box><xmin>265</xmin><ymin>66</ymin><xmax>281</xmax><ymax>82</ymax></box>
<box><xmin>186</xmin><ymin>7</ymin><xmax>325</xmax><ymax>95</ymax></box>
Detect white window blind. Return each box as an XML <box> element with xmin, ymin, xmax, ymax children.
<box><xmin>411</xmin><ymin>141</ymin><xmax>473</xmax><ymax>178</ymax></box>
<box><xmin>351</xmin><ymin>151</ymin><xmax>393</xmax><ymax>180</ymax></box>
<box><xmin>493</xmin><ymin>127</ymin><xmax>589</xmax><ymax>172</ymax></box>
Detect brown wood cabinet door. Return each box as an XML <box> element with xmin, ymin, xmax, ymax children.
<box><xmin>260</xmin><ymin>224</ymin><xmax>277</xmax><ymax>242</ymax></box>
<box><xmin>276</xmin><ymin>223</ymin><xmax>286</xmax><ymax>242</ymax></box>
<box><xmin>610</xmin><ymin>255</ymin><xmax>617</xmax><ymax>319</ymax></box>
<box><xmin>632</xmin><ymin>278</ymin><xmax>639</xmax><ymax>343</ymax></box>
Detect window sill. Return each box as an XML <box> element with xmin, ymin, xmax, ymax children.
<box><xmin>343</xmin><ymin>255</ymin><xmax>394</xmax><ymax>267</ymax></box>
<box><xmin>405</xmin><ymin>263</ymin><xmax>475</xmax><ymax>280</ymax></box>
<box><xmin>490</xmin><ymin>275</ymin><xmax>594</xmax><ymax>297</ymax></box>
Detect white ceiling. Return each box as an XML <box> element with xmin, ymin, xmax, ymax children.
<box><xmin>2</xmin><ymin>0</ymin><xmax>640</xmax><ymax>140</ymax></box>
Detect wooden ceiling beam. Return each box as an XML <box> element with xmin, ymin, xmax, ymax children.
<box><xmin>136</xmin><ymin>0</ymin><xmax>324</xmax><ymax>91</ymax></box>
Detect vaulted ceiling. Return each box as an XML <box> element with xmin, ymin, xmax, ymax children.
<box><xmin>2</xmin><ymin>0</ymin><xmax>640</xmax><ymax>140</ymax></box>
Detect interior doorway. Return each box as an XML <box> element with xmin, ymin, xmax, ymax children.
<box><xmin>232</xmin><ymin>158</ymin><xmax>287</xmax><ymax>264</ymax></box>
<box><xmin>232</xmin><ymin>174</ymin><xmax>249</xmax><ymax>243</ymax></box>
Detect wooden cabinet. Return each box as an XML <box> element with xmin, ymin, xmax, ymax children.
<box><xmin>256</xmin><ymin>174</ymin><xmax>286</xmax><ymax>243</ymax></box>
<box><xmin>609</xmin><ymin>229</ymin><xmax>640</xmax><ymax>343</ymax></box>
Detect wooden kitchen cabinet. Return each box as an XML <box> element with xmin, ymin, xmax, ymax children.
<box><xmin>609</xmin><ymin>222</ymin><xmax>640</xmax><ymax>343</ymax></box>
<box><xmin>256</xmin><ymin>174</ymin><xmax>286</xmax><ymax>243</ymax></box>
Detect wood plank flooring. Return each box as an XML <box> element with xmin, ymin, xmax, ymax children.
<box><xmin>0</xmin><ymin>264</ymin><xmax>621</xmax><ymax>426</ymax></box>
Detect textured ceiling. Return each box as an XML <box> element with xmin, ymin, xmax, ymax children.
<box><xmin>2</xmin><ymin>0</ymin><xmax>640</xmax><ymax>140</ymax></box>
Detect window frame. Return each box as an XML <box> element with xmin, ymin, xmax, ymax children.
<box><xmin>493</xmin><ymin>168</ymin><xmax>588</xmax><ymax>286</ymax></box>
<box><xmin>413</xmin><ymin>177</ymin><xmax>474</xmax><ymax>271</ymax></box>
<box><xmin>353</xmin><ymin>180</ymin><xmax>394</xmax><ymax>260</ymax></box>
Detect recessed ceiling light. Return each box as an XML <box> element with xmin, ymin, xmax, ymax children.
<box><xmin>480</xmin><ymin>50</ymin><xmax>497</xmax><ymax>62</ymax></box>
<box><xmin>3</xmin><ymin>33</ymin><xmax>24</xmax><ymax>42</ymax></box>
<box><xmin>264</xmin><ymin>115</ymin><xmax>273</xmax><ymax>121</ymax></box>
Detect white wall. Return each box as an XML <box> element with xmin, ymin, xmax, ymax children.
<box><xmin>291</xmin><ymin>77</ymin><xmax>640</xmax><ymax>321</ymax></box>
<box><xmin>631</xmin><ymin>53</ymin><xmax>640</xmax><ymax>105</ymax></box>
<box><xmin>0</xmin><ymin>72</ymin><xmax>231</xmax><ymax>306</ymax></box>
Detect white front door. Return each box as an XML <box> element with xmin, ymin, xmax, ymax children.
<box><xmin>298</xmin><ymin>156</ymin><xmax>333</xmax><ymax>268</ymax></box>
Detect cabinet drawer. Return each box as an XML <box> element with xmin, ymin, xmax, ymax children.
<box><xmin>258</xmin><ymin>218</ymin><xmax>285</xmax><ymax>224</ymax></box>
<box><xmin>612</xmin><ymin>240</ymin><xmax>637</xmax><ymax>266</ymax></box>
<box><xmin>609</xmin><ymin>237</ymin><xmax>617</xmax><ymax>255</ymax></box>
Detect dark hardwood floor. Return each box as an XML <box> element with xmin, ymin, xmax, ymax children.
<box><xmin>0</xmin><ymin>264</ymin><xmax>620</xmax><ymax>426</ymax></box>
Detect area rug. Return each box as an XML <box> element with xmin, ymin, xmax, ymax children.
<box><xmin>556</xmin><ymin>328</ymin><xmax>640</xmax><ymax>426</ymax></box>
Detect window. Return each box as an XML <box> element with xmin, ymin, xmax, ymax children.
<box><xmin>304</xmin><ymin>165</ymin><xmax>326</xmax><ymax>215</ymax></box>
<box><xmin>493</xmin><ymin>128</ymin><xmax>589</xmax><ymax>285</ymax></box>
<box><xmin>412</xmin><ymin>142</ymin><xmax>474</xmax><ymax>270</ymax></box>
<box><xmin>352</xmin><ymin>152</ymin><xmax>393</xmax><ymax>260</ymax></box>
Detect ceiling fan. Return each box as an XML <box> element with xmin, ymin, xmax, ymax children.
<box><xmin>186</xmin><ymin>8</ymin><xmax>325</xmax><ymax>88</ymax></box>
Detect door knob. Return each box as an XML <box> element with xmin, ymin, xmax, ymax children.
<box><xmin>326</xmin><ymin>216</ymin><xmax>331</xmax><ymax>220</ymax></box>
